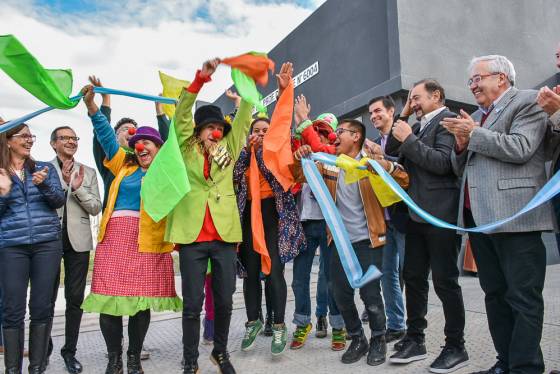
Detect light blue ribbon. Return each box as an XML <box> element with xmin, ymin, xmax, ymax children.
<box><xmin>0</xmin><ymin>88</ymin><xmax>178</xmax><ymax>133</ymax></box>
<box><xmin>93</xmin><ymin>87</ymin><xmax>177</xmax><ymax>105</ymax></box>
<box><xmin>301</xmin><ymin>157</ymin><xmax>382</xmax><ymax>289</ymax></box>
<box><xmin>310</xmin><ymin>152</ymin><xmax>560</xmax><ymax>233</ymax></box>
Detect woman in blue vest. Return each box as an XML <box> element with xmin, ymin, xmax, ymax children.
<box><xmin>0</xmin><ymin>122</ymin><xmax>65</xmax><ymax>374</ymax></box>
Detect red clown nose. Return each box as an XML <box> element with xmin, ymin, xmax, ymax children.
<box><xmin>211</xmin><ymin>130</ymin><xmax>223</xmax><ymax>140</ymax></box>
<box><xmin>328</xmin><ymin>132</ymin><xmax>337</xmax><ymax>143</ymax></box>
<box><xmin>135</xmin><ymin>143</ymin><xmax>145</xmax><ymax>152</ymax></box>
<box><xmin>128</xmin><ymin>127</ymin><xmax>137</xmax><ymax>136</ymax></box>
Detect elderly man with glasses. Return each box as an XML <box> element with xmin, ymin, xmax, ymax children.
<box><xmin>442</xmin><ymin>55</ymin><xmax>553</xmax><ymax>374</ymax></box>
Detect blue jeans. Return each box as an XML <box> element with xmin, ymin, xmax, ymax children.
<box><xmin>381</xmin><ymin>222</ymin><xmax>406</xmax><ymax>330</ymax></box>
<box><xmin>292</xmin><ymin>220</ymin><xmax>344</xmax><ymax>329</ymax></box>
<box><xmin>330</xmin><ymin>240</ymin><xmax>386</xmax><ymax>337</ymax></box>
<box><xmin>0</xmin><ymin>287</ymin><xmax>3</xmax><ymax>346</ymax></box>
<box><xmin>0</xmin><ymin>240</ymin><xmax>62</xmax><ymax>329</ymax></box>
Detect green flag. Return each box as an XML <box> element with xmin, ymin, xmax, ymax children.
<box><xmin>141</xmin><ymin>118</ymin><xmax>190</xmax><ymax>222</ymax></box>
<box><xmin>0</xmin><ymin>34</ymin><xmax>78</xmax><ymax>109</ymax></box>
<box><xmin>231</xmin><ymin>68</ymin><xmax>265</xmax><ymax>112</ymax></box>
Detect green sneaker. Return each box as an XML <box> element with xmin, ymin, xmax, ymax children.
<box><xmin>331</xmin><ymin>328</ymin><xmax>347</xmax><ymax>351</ymax></box>
<box><xmin>241</xmin><ymin>320</ymin><xmax>263</xmax><ymax>351</ymax></box>
<box><xmin>290</xmin><ymin>324</ymin><xmax>312</xmax><ymax>350</ymax></box>
<box><xmin>271</xmin><ymin>323</ymin><xmax>288</xmax><ymax>356</ymax></box>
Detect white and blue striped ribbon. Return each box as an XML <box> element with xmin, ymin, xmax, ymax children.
<box><xmin>301</xmin><ymin>157</ymin><xmax>382</xmax><ymax>289</ymax></box>
<box><xmin>310</xmin><ymin>152</ymin><xmax>560</xmax><ymax>233</ymax></box>
<box><xmin>0</xmin><ymin>88</ymin><xmax>178</xmax><ymax>133</ymax></box>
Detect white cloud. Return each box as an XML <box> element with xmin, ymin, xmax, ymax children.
<box><xmin>0</xmin><ymin>0</ymin><xmax>324</xmax><ymax>173</ymax></box>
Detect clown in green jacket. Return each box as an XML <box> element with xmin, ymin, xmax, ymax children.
<box><xmin>167</xmin><ymin>58</ymin><xmax>252</xmax><ymax>373</ymax></box>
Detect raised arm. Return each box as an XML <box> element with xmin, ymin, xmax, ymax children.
<box><xmin>155</xmin><ymin>94</ymin><xmax>170</xmax><ymax>141</ymax></box>
<box><xmin>81</xmin><ymin>85</ymin><xmax>120</xmax><ymax>161</ymax></box>
<box><xmin>175</xmin><ymin>59</ymin><xmax>218</xmax><ymax>147</ymax></box>
<box><xmin>294</xmin><ymin>94</ymin><xmax>336</xmax><ymax>154</ymax></box>
<box><xmin>227</xmin><ymin>98</ymin><xmax>253</xmax><ymax>160</ymax></box>
<box><xmin>89</xmin><ymin>76</ymin><xmax>112</xmax><ymax>123</ymax></box>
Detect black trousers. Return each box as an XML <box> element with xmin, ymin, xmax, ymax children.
<box><xmin>403</xmin><ymin>220</ymin><xmax>465</xmax><ymax>347</ymax></box>
<box><xmin>180</xmin><ymin>241</ymin><xmax>237</xmax><ymax>362</ymax></box>
<box><xmin>51</xmin><ymin>237</ymin><xmax>90</xmax><ymax>356</ymax></box>
<box><xmin>329</xmin><ymin>240</ymin><xmax>386</xmax><ymax>337</ymax></box>
<box><xmin>239</xmin><ymin>198</ymin><xmax>287</xmax><ymax>324</ymax></box>
<box><xmin>0</xmin><ymin>240</ymin><xmax>62</xmax><ymax>329</ymax></box>
<box><xmin>465</xmin><ymin>210</ymin><xmax>545</xmax><ymax>373</ymax></box>
<box><xmin>99</xmin><ymin>310</ymin><xmax>151</xmax><ymax>355</ymax></box>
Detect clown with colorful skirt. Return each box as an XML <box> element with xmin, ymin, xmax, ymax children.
<box><xmin>79</xmin><ymin>85</ymin><xmax>181</xmax><ymax>374</ymax></box>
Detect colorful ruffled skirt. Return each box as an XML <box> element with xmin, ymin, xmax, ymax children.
<box><xmin>82</xmin><ymin>214</ymin><xmax>182</xmax><ymax>316</ymax></box>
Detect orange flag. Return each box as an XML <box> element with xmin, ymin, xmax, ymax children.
<box><xmin>249</xmin><ymin>149</ymin><xmax>272</xmax><ymax>275</ymax></box>
<box><xmin>263</xmin><ymin>79</ymin><xmax>295</xmax><ymax>191</ymax></box>
<box><xmin>221</xmin><ymin>52</ymin><xmax>275</xmax><ymax>86</ymax></box>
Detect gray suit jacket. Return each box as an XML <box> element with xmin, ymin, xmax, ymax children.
<box><xmin>451</xmin><ymin>88</ymin><xmax>554</xmax><ymax>233</ymax></box>
<box><xmin>51</xmin><ymin>158</ymin><xmax>102</xmax><ymax>252</ymax></box>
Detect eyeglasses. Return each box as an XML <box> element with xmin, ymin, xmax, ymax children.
<box><xmin>10</xmin><ymin>133</ymin><xmax>36</xmax><ymax>142</ymax></box>
<box><xmin>56</xmin><ymin>136</ymin><xmax>80</xmax><ymax>142</ymax></box>
<box><xmin>334</xmin><ymin>128</ymin><xmax>357</xmax><ymax>136</ymax></box>
<box><xmin>467</xmin><ymin>72</ymin><xmax>501</xmax><ymax>87</ymax></box>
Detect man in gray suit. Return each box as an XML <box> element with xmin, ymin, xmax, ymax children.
<box><xmin>443</xmin><ymin>55</ymin><xmax>553</xmax><ymax>374</ymax></box>
<box><xmin>49</xmin><ymin>126</ymin><xmax>102</xmax><ymax>374</ymax></box>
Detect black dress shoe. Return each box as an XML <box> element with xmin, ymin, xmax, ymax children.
<box><xmin>127</xmin><ymin>353</ymin><xmax>144</xmax><ymax>374</ymax></box>
<box><xmin>389</xmin><ymin>339</ymin><xmax>427</xmax><ymax>364</ymax></box>
<box><xmin>469</xmin><ymin>360</ymin><xmax>509</xmax><ymax>374</ymax></box>
<box><xmin>210</xmin><ymin>351</ymin><xmax>236</xmax><ymax>374</ymax></box>
<box><xmin>341</xmin><ymin>332</ymin><xmax>369</xmax><ymax>364</ymax></box>
<box><xmin>367</xmin><ymin>335</ymin><xmax>386</xmax><ymax>366</ymax></box>
<box><xmin>62</xmin><ymin>354</ymin><xmax>83</xmax><ymax>374</ymax></box>
<box><xmin>385</xmin><ymin>328</ymin><xmax>406</xmax><ymax>343</ymax></box>
<box><xmin>183</xmin><ymin>361</ymin><xmax>199</xmax><ymax>374</ymax></box>
<box><xmin>105</xmin><ymin>352</ymin><xmax>123</xmax><ymax>374</ymax></box>
<box><xmin>429</xmin><ymin>345</ymin><xmax>469</xmax><ymax>373</ymax></box>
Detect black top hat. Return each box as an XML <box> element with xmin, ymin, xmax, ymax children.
<box><xmin>194</xmin><ymin>105</ymin><xmax>232</xmax><ymax>135</ymax></box>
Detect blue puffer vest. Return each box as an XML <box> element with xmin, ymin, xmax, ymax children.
<box><xmin>0</xmin><ymin>161</ymin><xmax>65</xmax><ymax>248</ymax></box>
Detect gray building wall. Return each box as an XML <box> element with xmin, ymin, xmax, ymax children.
<box><xmin>397</xmin><ymin>0</ymin><xmax>560</xmax><ymax>103</ymax></box>
<box><xmin>214</xmin><ymin>0</ymin><xmax>400</xmax><ymax>139</ymax></box>
<box><xmin>211</xmin><ymin>0</ymin><xmax>560</xmax><ymax>263</ymax></box>
<box><xmin>214</xmin><ymin>0</ymin><xmax>560</xmax><ymax>138</ymax></box>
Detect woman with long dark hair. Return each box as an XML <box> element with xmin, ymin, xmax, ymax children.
<box><xmin>233</xmin><ymin>62</ymin><xmax>306</xmax><ymax>356</ymax></box>
<box><xmin>79</xmin><ymin>85</ymin><xmax>182</xmax><ymax>374</ymax></box>
<box><xmin>0</xmin><ymin>122</ymin><xmax>65</xmax><ymax>374</ymax></box>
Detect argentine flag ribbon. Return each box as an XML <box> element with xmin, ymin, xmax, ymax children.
<box><xmin>301</xmin><ymin>156</ymin><xmax>382</xmax><ymax>289</ymax></box>
<box><xmin>0</xmin><ymin>88</ymin><xmax>177</xmax><ymax>134</ymax></box>
<box><xmin>310</xmin><ymin>152</ymin><xmax>560</xmax><ymax>234</ymax></box>
<box><xmin>304</xmin><ymin>151</ymin><xmax>560</xmax><ymax>287</ymax></box>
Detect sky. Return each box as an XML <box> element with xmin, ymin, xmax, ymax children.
<box><xmin>0</xmin><ymin>0</ymin><xmax>325</xmax><ymax>166</ymax></box>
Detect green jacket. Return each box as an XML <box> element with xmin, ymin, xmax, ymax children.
<box><xmin>165</xmin><ymin>90</ymin><xmax>252</xmax><ymax>244</ymax></box>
